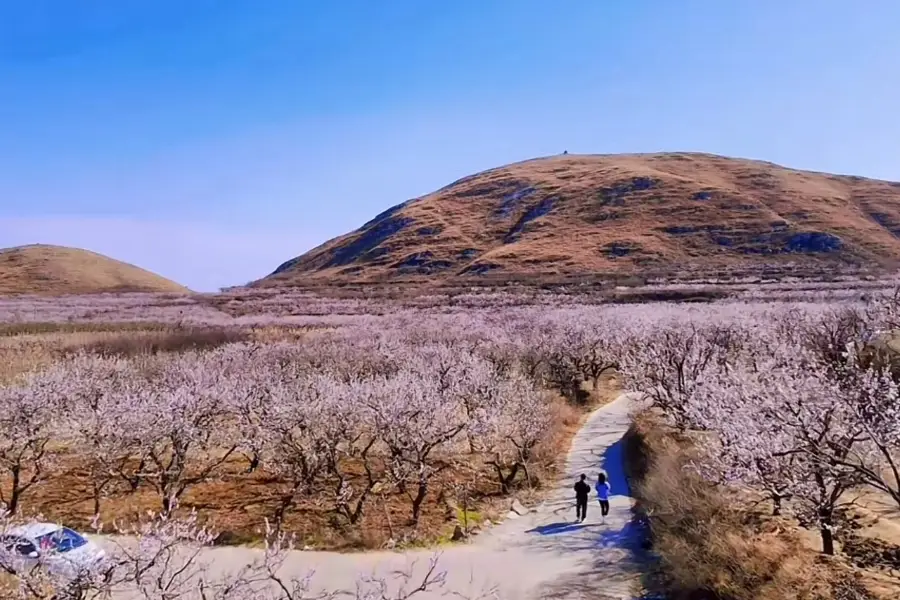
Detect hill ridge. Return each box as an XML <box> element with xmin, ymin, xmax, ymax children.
<box><xmin>256</xmin><ymin>152</ymin><xmax>900</xmax><ymax>287</ymax></box>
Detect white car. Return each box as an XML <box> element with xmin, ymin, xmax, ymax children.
<box><xmin>0</xmin><ymin>523</ymin><xmax>107</xmax><ymax>581</ymax></box>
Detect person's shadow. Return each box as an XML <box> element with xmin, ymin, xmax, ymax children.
<box><xmin>526</xmin><ymin>522</ymin><xmax>590</xmax><ymax>536</ymax></box>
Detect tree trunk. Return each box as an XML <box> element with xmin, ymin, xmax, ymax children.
<box><xmin>162</xmin><ymin>494</ymin><xmax>174</xmax><ymax>515</ymax></box>
<box><xmin>8</xmin><ymin>466</ymin><xmax>21</xmax><ymax>515</ymax></box>
<box><xmin>411</xmin><ymin>481</ymin><xmax>428</xmax><ymax>526</ymax></box>
<box><xmin>121</xmin><ymin>457</ymin><xmax>144</xmax><ymax>492</ymax></box>
<box><xmin>93</xmin><ymin>481</ymin><xmax>102</xmax><ymax>517</ymax></box>
<box><xmin>491</xmin><ymin>462</ymin><xmax>520</xmax><ymax>494</ymax></box>
<box><xmin>381</xmin><ymin>494</ymin><xmax>394</xmax><ymax>541</ymax></box>
<box><xmin>245</xmin><ymin>452</ymin><xmax>260</xmax><ymax>474</ymax></box>
<box><xmin>819</xmin><ymin>504</ymin><xmax>835</xmax><ymax>555</ymax></box>
<box><xmin>820</xmin><ymin>525</ymin><xmax>835</xmax><ymax>555</ymax></box>
<box><xmin>273</xmin><ymin>481</ymin><xmax>302</xmax><ymax>531</ymax></box>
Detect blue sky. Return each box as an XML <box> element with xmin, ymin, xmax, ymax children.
<box><xmin>1</xmin><ymin>1</ymin><xmax>898</xmax><ymax>291</ymax></box>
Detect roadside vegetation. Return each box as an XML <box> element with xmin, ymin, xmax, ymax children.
<box><xmin>619</xmin><ymin>290</ymin><xmax>900</xmax><ymax>599</ymax></box>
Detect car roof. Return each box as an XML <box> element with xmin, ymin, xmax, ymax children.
<box><xmin>6</xmin><ymin>523</ymin><xmax>64</xmax><ymax>539</ymax></box>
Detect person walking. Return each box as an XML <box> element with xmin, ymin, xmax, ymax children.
<box><xmin>596</xmin><ymin>472</ymin><xmax>611</xmax><ymax>523</ymax></box>
<box><xmin>574</xmin><ymin>474</ymin><xmax>590</xmax><ymax>522</ymax></box>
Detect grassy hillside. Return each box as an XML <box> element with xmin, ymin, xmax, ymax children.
<box><xmin>257</xmin><ymin>152</ymin><xmax>900</xmax><ymax>286</ymax></box>
<box><xmin>0</xmin><ymin>244</ymin><xmax>189</xmax><ymax>295</ymax></box>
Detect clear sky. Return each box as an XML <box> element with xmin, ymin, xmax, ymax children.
<box><xmin>1</xmin><ymin>1</ymin><xmax>898</xmax><ymax>291</ymax></box>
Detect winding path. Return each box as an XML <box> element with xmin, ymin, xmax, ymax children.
<box><xmin>199</xmin><ymin>393</ymin><xmax>648</xmax><ymax>599</ymax></box>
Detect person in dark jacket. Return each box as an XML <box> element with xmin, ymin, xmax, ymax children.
<box><xmin>574</xmin><ymin>474</ymin><xmax>591</xmax><ymax>522</ymax></box>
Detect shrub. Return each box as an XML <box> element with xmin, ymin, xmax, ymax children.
<box><xmin>624</xmin><ymin>411</ymin><xmax>852</xmax><ymax>600</ymax></box>
<box><xmin>71</xmin><ymin>327</ymin><xmax>251</xmax><ymax>357</ymax></box>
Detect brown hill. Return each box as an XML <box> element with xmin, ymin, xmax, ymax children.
<box><xmin>0</xmin><ymin>245</ymin><xmax>189</xmax><ymax>295</ymax></box>
<box><xmin>258</xmin><ymin>153</ymin><xmax>900</xmax><ymax>287</ymax></box>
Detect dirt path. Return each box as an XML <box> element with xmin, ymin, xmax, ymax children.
<box><xmin>190</xmin><ymin>393</ymin><xmax>648</xmax><ymax>599</ymax></box>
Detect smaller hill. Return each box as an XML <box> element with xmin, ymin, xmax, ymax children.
<box><xmin>0</xmin><ymin>245</ymin><xmax>189</xmax><ymax>295</ymax></box>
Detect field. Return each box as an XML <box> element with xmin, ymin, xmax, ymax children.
<box><xmin>1</xmin><ymin>282</ymin><xmax>900</xmax><ymax>599</ymax></box>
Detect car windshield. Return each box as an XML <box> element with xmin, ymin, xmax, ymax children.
<box><xmin>34</xmin><ymin>528</ymin><xmax>87</xmax><ymax>554</ymax></box>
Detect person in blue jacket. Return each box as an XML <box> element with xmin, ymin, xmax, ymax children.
<box><xmin>596</xmin><ymin>472</ymin><xmax>611</xmax><ymax>522</ymax></box>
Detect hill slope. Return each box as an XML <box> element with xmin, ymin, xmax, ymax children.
<box><xmin>258</xmin><ymin>153</ymin><xmax>900</xmax><ymax>286</ymax></box>
<box><xmin>0</xmin><ymin>245</ymin><xmax>189</xmax><ymax>295</ymax></box>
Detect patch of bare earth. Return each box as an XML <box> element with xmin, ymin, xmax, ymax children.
<box><xmin>833</xmin><ymin>490</ymin><xmax>900</xmax><ymax>590</ymax></box>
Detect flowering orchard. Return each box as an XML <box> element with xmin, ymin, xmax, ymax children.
<box><xmin>621</xmin><ymin>292</ymin><xmax>900</xmax><ymax>556</ymax></box>
<box><xmin>1</xmin><ymin>283</ymin><xmax>897</xmax><ymax>598</ymax></box>
<box><xmin>0</xmin><ymin>279</ymin><xmax>880</xmax><ymax>329</ymax></box>
<box><xmin>0</xmin><ymin>307</ymin><xmax>633</xmax><ymax>550</ymax></box>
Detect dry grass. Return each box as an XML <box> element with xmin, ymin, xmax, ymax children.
<box><xmin>0</xmin><ymin>322</ymin><xmax>172</xmax><ymax>337</ymax></box>
<box><xmin>0</xmin><ymin>325</ymin><xmax>257</xmax><ymax>383</ymax></box>
<box><xmin>70</xmin><ymin>327</ymin><xmax>251</xmax><ymax>357</ymax></box>
<box><xmin>257</xmin><ymin>152</ymin><xmax>900</xmax><ymax>286</ymax></box>
<box><xmin>0</xmin><ymin>341</ymin><xmax>56</xmax><ymax>385</ymax></box>
<box><xmin>0</xmin><ymin>244</ymin><xmax>189</xmax><ymax>295</ymax></box>
<box><xmin>248</xmin><ymin>326</ymin><xmax>322</xmax><ymax>344</ymax></box>
<box><xmin>624</xmin><ymin>411</ymin><xmax>889</xmax><ymax>600</ymax></box>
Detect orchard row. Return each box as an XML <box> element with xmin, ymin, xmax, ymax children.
<box><xmin>0</xmin><ymin>312</ymin><xmax>633</xmax><ymax>528</ymax></box>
